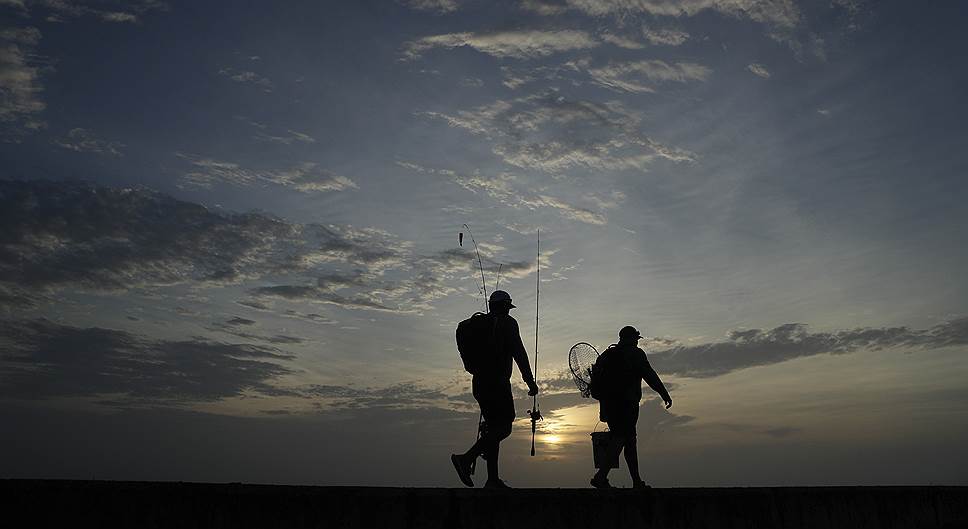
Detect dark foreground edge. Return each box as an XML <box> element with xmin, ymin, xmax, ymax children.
<box><xmin>2</xmin><ymin>480</ymin><xmax>967</xmax><ymax>529</ymax></box>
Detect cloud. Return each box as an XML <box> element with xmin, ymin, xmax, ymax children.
<box><xmin>208</xmin><ymin>317</ymin><xmax>307</xmax><ymax>345</ymax></box>
<box><xmin>600</xmin><ymin>32</ymin><xmax>644</xmax><ymax>49</ymax></box>
<box><xmin>0</xmin><ymin>179</ymin><xmax>394</xmax><ymax>298</ymax></box>
<box><xmin>253</xmin><ymin>128</ymin><xmax>316</xmax><ymax>145</ymax></box>
<box><xmin>650</xmin><ymin>318</ymin><xmax>968</xmax><ymax>378</ymax></box>
<box><xmin>0</xmin><ymin>26</ymin><xmax>46</xmax><ymax>135</ymax></box>
<box><xmin>178</xmin><ymin>154</ymin><xmax>357</xmax><ymax>193</ymax></box>
<box><xmin>250</xmin><ymin>283</ymin><xmax>400</xmax><ymax>312</ymax></box>
<box><xmin>401</xmin><ymin>0</ymin><xmax>459</xmax><ymax>13</ymax></box>
<box><xmin>524</xmin><ymin>194</ymin><xmax>607</xmax><ymax>225</ymax></box>
<box><xmin>642</xmin><ymin>26</ymin><xmax>690</xmax><ymax>46</ymax></box>
<box><xmin>0</xmin><ymin>0</ymin><xmax>27</xmax><ymax>10</ymax></box>
<box><xmin>402</xmin><ymin>29</ymin><xmax>599</xmax><ymax>60</ymax></box>
<box><xmin>248</xmin><ymin>246</ymin><xmax>498</xmax><ymax>312</ymax></box>
<box><xmin>446</xmin><ymin>170</ymin><xmax>607</xmax><ymax>225</ymax></box>
<box><xmin>237</xmin><ymin>116</ymin><xmax>317</xmax><ymax>144</ymax></box>
<box><xmin>305</xmin><ymin>382</ymin><xmax>448</xmax><ymax>409</ymax></box>
<box><xmin>218</xmin><ymin>67</ymin><xmax>273</xmax><ymax>91</ymax></box>
<box><xmin>524</xmin><ymin>0</ymin><xmax>800</xmax><ymax>33</ymax></box>
<box><xmin>99</xmin><ymin>11</ymin><xmax>137</xmax><ymax>23</ymax></box>
<box><xmin>423</xmin><ymin>91</ymin><xmax>696</xmax><ymax>173</ymax></box>
<box><xmin>29</xmin><ymin>0</ymin><xmax>167</xmax><ymax>23</ymax></box>
<box><xmin>747</xmin><ymin>63</ymin><xmax>771</xmax><ymax>78</ymax></box>
<box><xmin>0</xmin><ymin>179</ymin><xmax>542</xmax><ymax>315</ymax></box>
<box><xmin>53</xmin><ymin>127</ymin><xmax>124</xmax><ymax>156</ymax></box>
<box><xmin>588</xmin><ymin>60</ymin><xmax>711</xmax><ymax>93</ymax></box>
<box><xmin>0</xmin><ymin>318</ymin><xmax>293</xmax><ymax>402</ymax></box>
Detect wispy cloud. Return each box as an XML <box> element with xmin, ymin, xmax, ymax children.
<box><xmin>0</xmin><ymin>179</ymin><xmax>385</xmax><ymax>299</ymax></box>
<box><xmin>99</xmin><ymin>11</ymin><xmax>138</xmax><ymax>23</ymax></box>
<box><xmin>178</xmin><ymin>154</ymin><xmax>356</xmax><ymax>193</ymax></box>
<box><xmin>422</xmin><ymin>91</ymin><xmax>696</xmax><ymax>172</ymax></box>
<box><xmin>27</xmin><ymin>0</ymin><xmax>167</xmax><ymax>24</ymax></box>
<box><xmin>235</xmin><ymin>116</ymin><xmax>316</xmax><ymax>144</ymax></box>
<box><xmin>651</xmin><ymin>319</ymin><xmax>968</xmax><ymax>378</ymax></box>
<box><xmin>218</xmin><ymin>67</ymin><xmax>273</xmax><ymax>92</ymax></box>
<box><xmin>53</xmin><ymin>127</ymin><xmax>124</xmax><ymax>156</ymax></box>
<box><xmin>401</xmin><ymin>0</ymin><xmax>459</xmax><ymax>14</ymax></box>
<box><xmin>0</xmin><ymin>180</ymin><xmax>542</xmax><ymax>314</ymax></box>
<box><xmin>0</xmin><ymin>318</ymin><xmax>294</xmax><ymax>402</ymax></box>
<box><xmin>588</xmin><ymin>59</ymin><xmax>711</xmax><ymax>93</ymax></box>
<box><xmin>523</xmin><ymin>0</ymin><xmax>800</xmax><ymax>34</ymax></box>
<box><xmin>600</xmin><ymin>32</ymin><xmax>644</xmax><ymax>49</ymax></box>
<box><xmin>747</xmin><ymin>63</ymin><xmax>771</xmax><ymax>78</ymax></box>
<box><xmin>448</xmin><ymin>170</ymin><xmax>608</xmax><ymax>225</ymax></box>
<box><xmin>402</xmin><ymin>29</ymin><xmax>599</xmax><ymax>60</ymax></box>
<box><xmin>0</xmin><ymin>26</ymin><xmax>46</xmax><ymax>136</ymax></box>
<box><xmin>642</xmin><ymin>26</ymin><xmax>690</xmax><ymax>46</ymax></box>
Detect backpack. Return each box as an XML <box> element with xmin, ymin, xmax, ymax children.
<box><xmin>589</xmin><ymin>345</ymin><xmax>619</xmax><ymax>401</ymax></box>
<box><xmin>456</xmin><ymin>312</ymin><xmax>495</xmax><ymax>375</ymax></box>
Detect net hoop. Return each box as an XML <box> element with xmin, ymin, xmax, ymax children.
<box><xmin>568</xmin><ymin>341</ymin><xmax>598</xmax><ymax>398</ymax></box>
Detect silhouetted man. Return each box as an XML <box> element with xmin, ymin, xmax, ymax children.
<box><xmin>452</xmin><ymin>290</ymin><xmax>539</xmax><ymax>489</ymax></box>
<box><xmin>591</xmin><ymin>326</ymin><xmax>672</xmax><ymax>489</ymax></box>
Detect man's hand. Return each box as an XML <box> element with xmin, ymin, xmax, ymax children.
<box><xmin>663</xmin><ymin>396</ymin><xmax>673</xmax><ymax>409</ymax></box>
<box><xmin>527</xmin><ymin>381</ymin><xmax>539</xmax><ymax>397</ymax></box>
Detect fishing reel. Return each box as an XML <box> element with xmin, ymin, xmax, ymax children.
<box><xmin>528</xmin><ymin>407</ymin><xmax>542</xmax><ymax>457</ymax></box>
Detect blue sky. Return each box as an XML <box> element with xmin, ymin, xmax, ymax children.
<box><xmin>1</xmin><ymin>0</ymin><xmax>967</xmax><ymax>487</ymax></box>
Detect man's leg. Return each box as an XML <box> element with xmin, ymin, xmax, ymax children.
<box><xmin>463</xmin><ymin>436</ymin><xmax>486</xmax><ymax>460</ymax></box>
<box><xmin>484</xmin><ymin>420</ymin><xmax>511</xmax><ymax>482</ymax></box>
<box><xmin>624</xmin><ymin>436</ymin><xmax>641</xmax><ymax>483</ymax></box>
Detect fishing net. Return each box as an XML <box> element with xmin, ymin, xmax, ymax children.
<box><xmin>568</xmin><ymin>342</ymin><xmax>599</xmax><ymax>398</ymax></box>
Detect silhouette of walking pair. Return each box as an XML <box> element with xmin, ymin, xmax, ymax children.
<box><xmin>451</xmin><ymin>290</ymin><xmax>671</xmax><ymax>489</ymax></box>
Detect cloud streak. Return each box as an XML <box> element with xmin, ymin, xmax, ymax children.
<box><xmin>651</xmin><ymin>319</ymin><xmax>968</xmax><ymax>378</ymax></box>
<box><xmin>0</xmin><ymin>318</ymin><xmax>293</xmax><ymax>402</ymax></box>
<box><xmin>178</xmin><ymin>154</ymin><xmax>357</xmax><ymax>193</ymax></box>
<box><xmin>53</xmin><ymin>127</ymin><xmax>124</xmax><ymax>155</ymax></box>
<box><xmin>588</xmin><ymin>59</ymin><xmax>711</xmax><ymax>93</ymax></box>
<box><xmin>403</xmin><ymin>30</ymin><xmax>599</xmax><ymax>60</ymax></box>
<box><xmin>0</xmin><ymin>26</ymin><xmax>46</xmax><ymax>135</ymax></box>
<box><xmin>422</xmin><ymin>91</ymin><xmax>696</xmax><ymax>173</ymax></box>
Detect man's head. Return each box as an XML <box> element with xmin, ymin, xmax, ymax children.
<box><xmin>488</xmin><ymin>290</ymin><xmax>515</xmax><ymax>314</ymax></box>
<box><xmin>619</xmin><ymin>325</ymin><xmax>642</xmax><ymax>344</ymax></box>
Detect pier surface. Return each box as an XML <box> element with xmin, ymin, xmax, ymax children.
<box><xmin>3</xmin><ymin>480</ymin><xmax>967</xmax><ymax>528</ymax></box>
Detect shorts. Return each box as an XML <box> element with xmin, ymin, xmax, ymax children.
<box><xmin>601</xmin><ymin>400</ymin><xmax>639</xmax><ymax>439</ymax></box>
<box><xmin>472</xmin><ymin>377</ymin><xmax>515</xmax><ymax>429</ymax></box>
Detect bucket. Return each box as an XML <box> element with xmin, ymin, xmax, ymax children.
<box><xmin>591</xmin><ymin>431</ymin><xmax>619</xmax><ymax>469</ymax></box>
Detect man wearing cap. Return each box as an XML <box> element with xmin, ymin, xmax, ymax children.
<box><xmin>452</xmin><ymin>290</ymin><xmax>539</xmax><ymax>489</ymax></box>
<box><xmin>591</xmin><ymin>325</ymin><xmax>672</xmax><ymax>489</ymax></box>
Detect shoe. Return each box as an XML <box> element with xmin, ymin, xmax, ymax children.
<box><xmin>590</xmin><ymin>475</ymin><xmax>612</xmax><ymax>489</ymax></box>
<box><xmin>484</xmin><ymin>478</ymin><xmax>511</xmax><ymax>489</ymax></box>
<box><xmin>451</xmin><ymin>454</ymin><xmax>474</xmax><ymax>488</ymax></box>
<box><xmin>632</xmin><ymin>480</ymin><xmax>651</xmax><ymax>490</ymax></box>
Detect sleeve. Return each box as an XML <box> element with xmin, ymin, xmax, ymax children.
<box><xmin>507</xmin><ymin>319</ymin><xmax>535</xmax><ymax>384</ymax></box>
<box><xmin>637</xmin><ymin>348</ymin><xmax>670</xmax><ymax>401</ymax></box>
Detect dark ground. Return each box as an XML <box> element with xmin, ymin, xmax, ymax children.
<box><xmin>2</xmin><ymin>480</ymin><xmax>967</xmax><ymax>529</ymax></box>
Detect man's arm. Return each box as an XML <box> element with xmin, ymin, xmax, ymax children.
<box><xmin>637</xmin><ymin>349</ymin><xmax>672</xmax><ymax>408</ymax></box>
<box><xmin>507</xmin><ymin>319</ymin><xmax>539</xmax><ymax>395</ymax></box>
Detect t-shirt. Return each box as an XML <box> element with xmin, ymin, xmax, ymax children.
<box><xmin>474</xmin><ymin>313</ymin><xmax>535</xmax><ymax>385</ymax></box>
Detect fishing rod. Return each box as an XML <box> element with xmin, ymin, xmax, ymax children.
<box><xmin>528</xmin><ymin>230</ymin><xmax>542</xmax><ymax>456</ymax></box>
<box><xmin>460</xmin><ymin>224</ymin><xmax>489</xmax><ymax>313</ymax></box>
<box><xmin>459</xmin><ymin>224</ymin><xmax>492</xmax><ymax>475</ymax></box>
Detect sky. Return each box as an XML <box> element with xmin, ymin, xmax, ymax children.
<box><xmin>1</xmin><ymin>0</ymin><xmax>967</xmax><ymax>488</ymax></box>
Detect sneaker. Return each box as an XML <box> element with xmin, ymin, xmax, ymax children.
<box><xmin>590</xmin><ymin>475</ymin><xmax>612</xmax><ymax>489</ymax></box>
<box><xmin>484</xmin><ymin>478</ymin><xmax>511</xmax><ymax>489</ymax></box>
<box><xmin>632</xmin><ymin>480</ymin><xmax>651</xmax><ymax>490</ymax></box>
<box><xmin>451</xmin><ymin>454</ymin><xmax>474</xmax><ymax>488</ymax></box>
